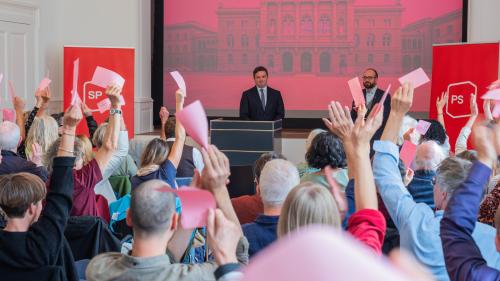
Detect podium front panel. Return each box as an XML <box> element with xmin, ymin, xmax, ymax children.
<box><xmin>211</xmin><ymin>130</ymin><xmax>274</xmax><ymax>151</ymax></box>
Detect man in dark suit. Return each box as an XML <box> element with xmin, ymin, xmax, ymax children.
<box><xmin>240</xmin><ymin>66</ymin><xmax>285</xmax><ymax>121</ymax></box>
<box><xmin>350</xmin><ymin>68</ymin><xmax>391</xmax><ymax>143</ymax></box>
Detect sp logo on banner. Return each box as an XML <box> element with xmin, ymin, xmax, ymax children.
<box><xmin>63</xmin><ymin>46</ymin><xmax>135</xmax><ymax>139</ymax></box>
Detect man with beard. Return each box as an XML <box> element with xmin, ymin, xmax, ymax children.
<box><xmin>350</xmin><ymin>68</ymin><xmax>391</xmax><ymax>144</ymax></box>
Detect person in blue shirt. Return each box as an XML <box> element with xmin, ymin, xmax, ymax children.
<box><xmin>440</xmin><ymin>123</ymin><xmax>500</xmax><ymax>281</ymax></box>
<box><xmin>131</xmin><ymin>89</ymin><xmax>186</xmax><ymax>190</ymax></box>
<box><xmin>242</xmin><ymin>159</ymin><xmax>300</xmax><ymax>257</ymax></box>
<box><xmin>372</xmin><ymin>82</ymin><xmax>500</xmax><ymax>281</ymax></box>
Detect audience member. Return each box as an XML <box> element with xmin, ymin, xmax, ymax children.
<box><xmin>131</xmin><ymin>90</ymin><xmax>185</xmax><ymax>189</ymax></box>
<box><xmin>0</xmin><ymin>103</ymin><xmax>80</xmax><ymax>281</ymax></box>
<box><xmin>242</xmin><ymin>159</ymin><xmax>299</xmax><ymax>257</ymax></box>
<box><xmin>231</xmin><ymin>152</ymin><xmax>285</xmax><ymax>224</ymax></box>
<box><xmin>296</xmin><ymin>128</ymin><xmax>324</xmax><ymax>177</ymax></box>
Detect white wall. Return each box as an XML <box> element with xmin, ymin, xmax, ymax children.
<box><xmin>468</xmin><ymin>0</ymin><xmax>500</xmax><ymax>43</ymax></box>
<box><xmin>0</xmin><ymin>0</ymin><xmax>152</xmax><ymax>134</ymax></box>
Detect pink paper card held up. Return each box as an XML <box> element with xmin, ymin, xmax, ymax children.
<box><xmin>170</xmin><ymin>71</ymin><xmax>187</xmax><ymax>97</ymax></box>
<box><xmin>176</xmin><ymin>100</ymin><xmax>209</xmax><ymax>149</ymax></box>
<box><xmin>348</xmin><ymin>77</ymin><xmax>365</xmax><ymax>107</ymax></box>
<box><xmin>157</xmin><ymin>187</ymin><xmax>216</xmax><ymax>229</ymax></box>
<box><xmin>371</xmin><ymin>84</ymin><xmax>392</xmax><ymax>117</ymax></box>
<box><xmin>71</xmin><ymin>58</ymin><xmax>80</xmax><ymax>106</ymax></box>
<box><xmin>492</xmin><ymin>101</ymin><xmax>500</xmax><ymax>118</ymax></box>
<box><xmin>97</xmin><ymin>98</ymin><xmax>111</xmax><ymax>113</ymax></box>
<box><xmin>2</xmin><ymin>108</ymin><xmax>15</xmax><ymax>122</ymax></box>
<box><xmin>415</xmin><ymin>120</ymin><xmax>431</xmax><ymax>135</ymax></box>
<box><xmin>481</xmin><ymin>89</ymin><xmax>500</xmax><ymax>100</ymax></box>
<box><xmin>38</xmin><ymin>78</ymin><xmax>51</xmax><ymax>91</ymax></box>
<box><xmin>398</xmin><ymin>67</ymin><xmax>430</xmax><ymax>88</ymax></box>
<box><xmin>400</xmin><ymin>140</ymin><xmax>417</xmax><ymax>168</ymax></box>
<box><xmin>91</xmin><ymin>66</ymin><xmax>125</xmax><ymax>89</ymax></box>
<box><xmin>241</xmin><ymin>226</ymin><xmax>410</xmax><ymax>281</ymax></box>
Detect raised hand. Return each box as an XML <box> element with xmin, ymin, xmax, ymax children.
<box><xmin>105</xmin><ymin>85</ymin><xmax>123</xmax><ymax>107</ymax></box>
<box><xmin>206</xmin><ymin>209</ymin><xmax>240</xmax><ymax>265</ymax></box>
<box><xmin>436</xmin><ymin>91</ymin><xmax>448</xmax><ymax>115</ymax></box>
<box><xmin>470</xmin><ymin>94</ymin><xmax>478</xmax><ymax>116</ymax></box>
<box><xmin>28</xmin><ymin>142</ymin><xmax>43</xmax><ymax>167</ymax></box>
<box><xmin>159</xmin><ymin>106</ymin><xmax>170</xmax><ymax>124</ymax></box>
<box><xmin>63</xmin><ymin>103</ymin><xmax>83</xmax><ymax>129</ymax></box>
<box><xmin>200</xmin><ymin>145</ymin><xmax>231</xmax><ymax>193</ymax></box>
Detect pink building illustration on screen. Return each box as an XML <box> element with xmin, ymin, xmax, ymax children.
<box><xmin>164</xmin><ymin>0</ymin><xmax>461</xmax><ymax>76</ymax></box>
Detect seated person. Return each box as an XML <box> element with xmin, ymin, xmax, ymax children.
<box><xmin>160</xmin><ymin>110</ymin><xmax>203</xmax><ymax>178</ymax></box>
<box><xmin>86</xmin><ymin>146</ymin><xmax>249</xmax><ymax>281</ymax></box>
<box><xmin>44</xmin><ymin>85</ymin><xmax>123</xmax><ymax>217</ymax></box>
<box><xmin>131</xmin><ymin>90</ymin><xmax>185</xmax><ymax>189</ymax></box>
<box><xmin>0</xmin><ymin>104</ymin><xmax>80</xmax><ymax>281</ymax></box>
<box><xmin>231</xmin><ymin>152</ymin><xmax>285</xmax><ymax>224</ymax></box>
<box><xmin>91</xmin><ymin>113</ymin><xmax>130</xmax><ymax>203</ymax></box>
<box><xmin>373</xmin><ymin>83</ymin><xmax>500</xmax><ymax>281</ymax></box>
<box><xmin>406</xmin><ymin>141</ymin><xmax>446</xmax><ymax>209</ymax></box>
<box><xmin>0</xmin><ymin>121</ymin><xmax>48</xmax><ymax>181</ymax></box>
<box><xmin>242</xmin><ymin>159</ymin><xmax>299</xmax><ymax>257</ymax></box>
<box><xmin>440</xmin><ymin>123</ymin><xmax>500</xmax><ymax>280</ymax></box>
<box><xmin>300</xmin><ymin>132</ymin><xmax>348</xmax><ymax>190</ymax></box>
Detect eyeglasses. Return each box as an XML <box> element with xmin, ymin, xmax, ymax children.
<box><xmin>362</xmin><ymin>76</ymin><xmax>377</xmax><ymax>80</ymax></box>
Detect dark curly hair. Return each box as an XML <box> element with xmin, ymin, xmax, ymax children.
<box><xmin>421</xmin><ymin>119</ymin><xmax>447</xmax><ymax>145</ymax></box>
<box><xmin>306</xmin><ymin>132</ymin><xmax>346</xmax><ymax>169</ymax></box>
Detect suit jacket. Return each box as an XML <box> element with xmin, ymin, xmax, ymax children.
<box><xmin>350</xmin><ymin>87</ymin><xmax>391</xmax><ymax>142</ymax></box>
<box><xmin>239</xmin><ymin>86</ymin><xmax>285</xmax><ymax>121</ymax></box>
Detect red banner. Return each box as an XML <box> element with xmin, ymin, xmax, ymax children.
<box><xmin>430</xmin><ymin>43</ymin><xmax>499</xmax><ymax>152</ymax></box>
<box><xmin>63</xmin><ymin>46</ymin><xmax>135</xmax><ymax>138</ymax></box>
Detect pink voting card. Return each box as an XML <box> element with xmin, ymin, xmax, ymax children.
<box><xmin>415</xmin><ymin>120</ymin><xmax>431</xmax><ymax>135</ymax></box>
<box><xmin>170</xmin><ymin>71</ymin><xmax>187</xmax><ymax>97</ymax></box>
<box><xmin>241</xmin><ymin>226</ymin><xmax>410</xmax><ymax>281</ymax></box>
<box><xmin>91</xmin><ymin>66</ymin><xmax>125</xmax><ymax>89</ymax></box>
<box><xmin>348</xmin><ymin>77</ymin><xmax>365</xmax><ymax>107</ymax></box>
<box><xmin>176</xmin><ymin>100</ymin><xmax>209</xmax><ymax>149</ymax></box>
<box><xmin>97</xmin><ymin>98</ymin><xmax>111</xmax><ymax>113</ymax></box>
<box><xmin>398</xmin><ymin>68</ymin><xmax>430</xmax><ymax>88</ymax></box>
<box><xmin>37</xmin><ymin>77</ymin><xmax>51</xmax><ymax>91</ymax></box>
<box><xmin>2</xmin><ymin>108</ymin><xmax>15</xmax><ymax>122</ymax></box>
<box><xmin>481</xmin><ymin>89</ymin><xmax>500</xmax><ymax>100</ymax></box>
<box><xmin>371</xmin><ymin>84</ymin><xmax>392</xmax><ymax>117</ymax></box>
<box><xmin>492</xmin><ymin>101</ymin><xmax>500</xmax><ymax>118</ymax></box>
<box><xmin>71</xmin><ymin>58</ymin><xmax>80</xmax><ymax>106</ymax></box>
<box><xmin>400</xmin><ymin>140</ymin><xmax>417</xmax><ymax>168</ymax></box>
<box><xmin>157</xmin><ymin>187</ymin><xmax>216</xmax><ymax>229</ymax></box>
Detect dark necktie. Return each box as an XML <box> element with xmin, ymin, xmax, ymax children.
<box><xmin>259</xmin><ymin>88</ymin><xmax>266</xmax><ymax>110</ymax></box>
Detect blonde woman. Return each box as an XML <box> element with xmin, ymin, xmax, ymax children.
<box><xmin>24</xmin><ymin>115</ymin><xmax>59</xmax><ymax>166</ymax></box>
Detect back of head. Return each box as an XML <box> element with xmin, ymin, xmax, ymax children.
<box><xmin>277</xmin><ymin>182</ymin><xmax>340</xmax><ymax>237</ymax></box>
<box><xmin>0</xmin><ymin>121</ymin><xmax>21</xmax><ymax>151</ymax></box>
<box><xmin>25</xmin><ymin>115</ymin><xmax>59</xmax><ymax>153</ymax></box>
<box><xmin>414</xmin><ymin>141</ymin><xmax>446</xmax><ymax>171</ymax></box>
<box><xmin>305</xmin><ymin>129</ymin><xmax>326</xmax><ymax>152</ymax></box>
<box><xmin>92</xmin><ymin>123</ymin><xmax>109</xmax><ymax>148</ymax></box>
<box><xmin>421</xmin><ymin>119</ymin><xmax>447</xmax><ymax>145</ymax></box>
<box><xmin>456</xmin><ymin>150</ymin><xmax>478</xmax><ymax>163</ymax></box>
<box><xmin>253</xmin><ymin>152</ymin><xmax>287</xmax><ymax>182</ymax></box>
<box><xmin>140</xmin><ymin>138</ymin><xmax>169</xmax><ymax>168</ymax></box>
<box><xmin>306</xmin><ymin>132</ymin><xmax>346</xmax><ymax>169</ymax></box>
<box><xmin>164</xmin><ymin>117</ymin><xmax>176</xmax><ymax>139</ymax></box>
<box><xmin>259</xmin><ymin>159</ymin><xmax>300</xmax><ymax>207</ymax></box>
<box><xmin>0</xmin><ymin>173</ymin><xmax>46</xmax><ymax>218</ymax></box>
<box><xmin>131</xmin><ymin>179</ymin><xmax>177</xmax><ymax>238</ymax></box>
<box><xmin>436</xmin><ymin>157</ymin><xmax>473</xmax><ymax>202</ymax></box>
<box><xmin>45</xmin><ymin>137</ymin><xmax>84</xmax><ymax>173</ymax></box>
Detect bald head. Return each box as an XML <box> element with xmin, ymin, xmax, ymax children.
<box><xmin>415</xmin><ymin>141</ymin><xmax>446</xmax><ymax>171</ymax></box>
<box><xmin>0</xmin><ymin>121</ymin><xmax>20</xmax><ymax>151</ymax></box>
<box><xmin>130</xmin><ymin>180</ymin><xmax>177</xmax><ymax>238</ymax></box>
